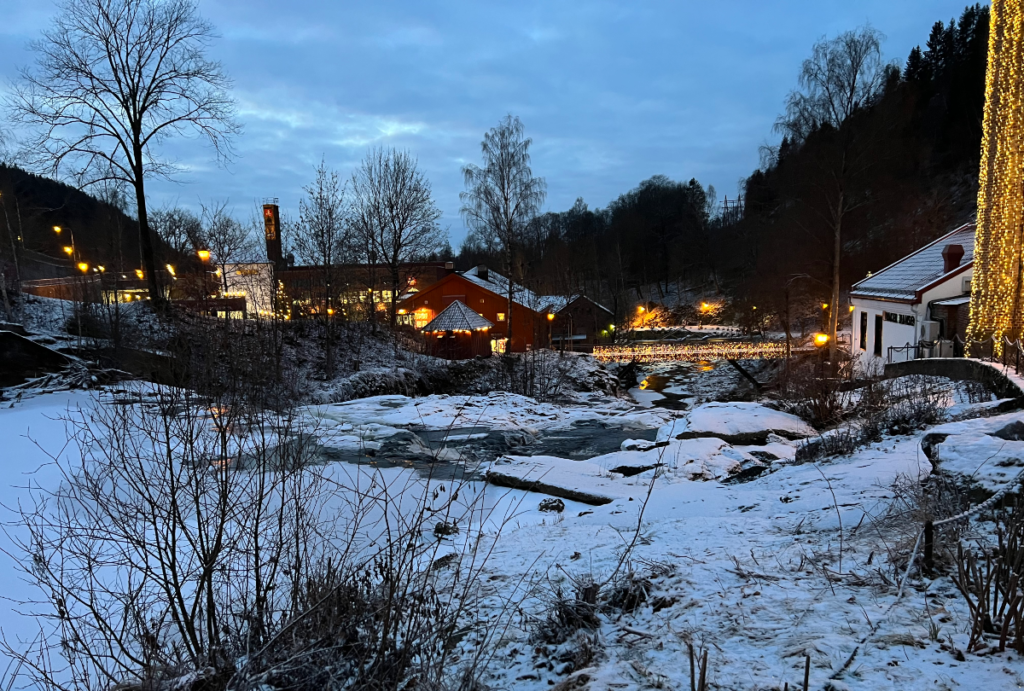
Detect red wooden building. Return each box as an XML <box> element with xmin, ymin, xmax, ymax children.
<box><xmin>397</xmin><ymin>265</ymin><xmax>548</xmax><ymax>352</ymax></box>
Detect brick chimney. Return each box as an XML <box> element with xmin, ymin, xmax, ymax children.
<box><xmin>942</xmin><ymin>244</ymin><xmax>965</xmax><ymax>274</ymax></box>
<box><xmin>262</xmin><ymin>199</ymin><xmax>283</xmax><ymax>267</ymax></box>
<box><xmin>477</xmin><ymin>264</ymin><xmax>489</xmax><ymax>282</ymax></box>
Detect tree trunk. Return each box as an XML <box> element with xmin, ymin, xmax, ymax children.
<box><xmin>0</xmin><ymin>198</ymin><xmax>19</xmax><ymax>284</ymax></box>
<box><xmin>390</xmin><ymin>265</ymin><xmax>400</xmax><ymax>327</ymax></box>
<box><xmin>132</xmin><ymin>145</ymin><xmax>161</xmax><ymax>304</ymax></box>
<box><xmin>828</xmin><ymin>195</ymin><xmax>843</xmax><ymax>375</ymax></box>
<box><xmin>506</xmin><ymin>243</ymin><xmax>514</xmax><ymax>349</ymax></box>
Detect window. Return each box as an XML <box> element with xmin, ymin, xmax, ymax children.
<box><xmin>859</xmin><ymin>311</ymin><xmax>867</xmax><ymax>350</ymax></box>
<box><xmin>497</xmin><ymin>312</ymin><xmax>506</xmax><ymax>322</ymax></box>
<box><xmin>873</xmin><ymin>314</ymin><xmax>883</xmax><ymax>357</ymax></box>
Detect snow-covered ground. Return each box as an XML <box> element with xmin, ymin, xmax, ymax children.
<box><xmin>1</xmin><ymin>377</ymin><xmax>1023</xmax><ymax>690</ymax></box>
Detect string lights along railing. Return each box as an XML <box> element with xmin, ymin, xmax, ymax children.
<box><xmin>593</xmin><ymin>341</ymin><xmax>789</xmax><ymax>363</ymax></box>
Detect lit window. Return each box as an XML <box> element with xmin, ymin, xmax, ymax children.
<box><xmin>497</xmin><ymin>312</ymin><xmax>506</xmax><ymax>322</ymax></box>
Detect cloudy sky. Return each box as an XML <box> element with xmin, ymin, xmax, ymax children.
<box><xmin>1</xmin><ymin>0</ymin><xmax>983</xmax><ymax>246</ymax></box>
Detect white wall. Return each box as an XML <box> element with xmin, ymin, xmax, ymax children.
<box><xmin>850</xmin><ymin>297</ymin><xmax>916</xmax><ymax>365</ymax></box>
<box><xmin>224</xmin><ymin>262</ymin><xmax>275</xmax><ymax>317</ymax></box>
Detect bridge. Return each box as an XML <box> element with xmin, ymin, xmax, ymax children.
<box><xmin>592</xmin><ymin>341</ymin><xmax>798</xmax><ymax>363</ymax></box>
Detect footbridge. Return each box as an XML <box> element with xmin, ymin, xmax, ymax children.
<box><xmin>885</xmin><ymin>337</ymin><xmax>1024</xmax><ymax>400</ymax></box>
<box><xmin>593</xmin><ymin>340</ymin><xmax>803</xmax><ymax>363</ymax></box>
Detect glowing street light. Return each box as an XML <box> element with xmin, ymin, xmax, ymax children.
<box><xmin>63</xmin><ymin>246</ymin><xmax>74</xmax><ymax>255</ymax></box>
<box><xmin>165</xmin><ymin>264</ymin><xmax>175</xmax><ymax>277</ymax></box>
<box><xmin>547</xmin><ymin>312</ymin><xmax>555</xmax><ymax>321</ymax></box>
<box><xmin>813</xmin><ymin>333</ymin><xmax>830</xmax><ymax>346</ymax></box>
<box><xmin>135</xmin><ymin>269</ymin><xmax>144</xmax><ymax>279</ymax></box>
<box><xmin>197</xmin><ymin>249</ymin><xmax>210</xmax><ymax>261</ymax></box>
<box><xmin>77</xmin><ymin>262</ymin><xmax>89</xmax><ymax>273</ymax></box>
<box><xmin>53</xmin><ymin>225</ymin><xmax>62</xmax><ymax>234</ymax></box>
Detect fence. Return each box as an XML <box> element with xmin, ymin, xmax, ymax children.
<box><xmin>888</xmin><ymin>335</ymin><xmax>1024</xmax><ymax>378</ymax></box>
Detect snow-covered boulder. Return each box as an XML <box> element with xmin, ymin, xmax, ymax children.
<box><xmin>486</xmin><ymin>455</ymin><xmax>621</xmax><ymax>505</ymax></box>
<box><xmin>657</xmin><ymin>401</ymin><xmax>815</xmax><ymax>445</ymax></box>
<box><xmin>923</xmin><ymin>411</ymin><xmax>1024</xmax><ymax>491</ymax></box>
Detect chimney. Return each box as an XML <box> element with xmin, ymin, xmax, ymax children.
<box><xmin>262</xmin><ymin>198</ymin><xmax>283</xmax><ymax>267</ymax></box>
<box><xmin>942</xmin><ymin>244</ymin><xmax>965</xmax><ymax>274</ymax></box>
<box><xmin>477</xmin><ymin>264</ymin><xmax>489</xmax><ymax>282</ymax></box>
<box><xmin>444</xmin><ymin>261</ymin><xmax>454</xmax><ymax>273</ymax></box>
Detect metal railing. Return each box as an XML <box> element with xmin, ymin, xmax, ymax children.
<box><xmin>887</xmin><ymin>335</ymin><xmax>1024</xmax><ymax>377</ymax></box>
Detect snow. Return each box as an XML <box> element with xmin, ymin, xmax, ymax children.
<box><xmin>657</xmin><ymin>401</ymin><xmax>816</xmax><ymax>443</ymax></box>
<box><xmin>926</xmin><ymin>410</ymin><xmax>1024</xmax><ymax>490</ymax></box>
<box><xmin>307</xmin><ymin>391</ymin><xmax>676</xmax><ymax>433</ymax></box>
<box><xmin>0</xmin><ymin>383</ymin><xmax>1019</xmax><ymax>691</ymax></box>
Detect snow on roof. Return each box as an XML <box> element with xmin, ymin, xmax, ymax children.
<box><xmin>461</xmin><ymin>266</ymin><xmax>544</xmax><ymax>310</ymax></box>
<box><xmin>538</xmin><ymin>295</ymin><xmax>573</xmax><ymax>313</ymax></box>
<box><xmin>539</xmin><ymin>294</ymin><xmax>614</xmax><ymax>315</ymax></box>
<box><xmin>850</xmin><ymin>223</ymin><xmax>975</xmax><ymax>301</ymax></box>
<box><xmin>422</xmin><ymin>300</ymin><xmax>494</xmax><ymax>332</ymax></box>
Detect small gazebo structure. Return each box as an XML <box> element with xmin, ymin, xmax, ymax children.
<box><xmin>422</xmin><ymin>300</ymin><xmax>494</xmax><ymax>360</ymax></box>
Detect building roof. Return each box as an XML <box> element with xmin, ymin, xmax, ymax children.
<box><xmin>932</xmin><ymin>295</ymin><xmax>971</xmax><ymax>307</ymax></box>
<box><xmin>538</xmin><ymin>295</ymin><xmax>573</xmax><ymax>312</ymax></box>
<box><xmin>422</xmin><ymin>300</ymin><xmax>494</xmax><ymax>332</ymax></box>
<box><xmin>461</xmin><ymin>265</ymin><xmax>544</xmax><ymax>310</ymax></box>
<box><xmin>850</xmin><ymin>223</ymin><xmax>975</xmax><ymax>302</ymax></box>
<box><xmin>539</xmin><ymin>294</ymin><xmax>614</xmax><ymax>315</ymax></box>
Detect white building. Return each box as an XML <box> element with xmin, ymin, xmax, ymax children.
<box><xmin>223</xmin><ymin>262</ymin><xmax>276</xmax><ymax>318</ymax></box>
<box><xmin>850</xmin><ymin>223</ymin><xmax>974</xmax><ymax>366</ymax></box>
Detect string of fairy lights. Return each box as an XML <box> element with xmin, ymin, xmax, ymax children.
<box><xmin>968</xmin><ymin>0</ymin><xmax>1024</xmax><ymax>355</ymax></box>
<box><xmin>592</xmin><ymin>341</ymin><xmax>790</xmax><ymax>363</ymax></box>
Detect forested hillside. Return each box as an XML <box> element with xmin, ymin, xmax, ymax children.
<box><xmin>0</xmin><ymin>164</ymin><xmax>149</xmax><ymax>280</ymax></box>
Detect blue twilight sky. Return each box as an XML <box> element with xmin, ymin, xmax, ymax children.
<box><xmin>0</xmin><ymin>0</ymin><xmax>986</xmax><ymax>246</ymax></box>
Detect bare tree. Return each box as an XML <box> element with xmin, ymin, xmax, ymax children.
<box><xmin>150</xmin><ymin>205</ymin><xmax>203</xmax><ymax>257</ymax></box>
<box><xmin>9</xmin><ymin>0</ymin><xmax>239</xmax><ymax>303</ymax></box>
<box><xmin>199</xmin><ymin>201</ymin><xmax>253</xmax><ymax>294</ymax></box>
<box><xmin>775</xmin><ymin>27</ymin><xmax>892</xmax><ymax>369</ymax></box>
<box><xmin>293</xmin><ymin>158</ymin><xmax>349</xmax><ymax>377</ymax></box>
<box><xmin>461</xmin><ymin>115</ymin><xmax>546</xmax><ymax>347</ymax></box>
<box><xmin>350</xmin><ymin>147</ymin><xmax>445</xmax><ymax>326</ymax></box>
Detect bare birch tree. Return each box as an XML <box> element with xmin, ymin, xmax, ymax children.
<box><xmin>9</xmin><ymin>0</ymin><xmax>239</xmax><ymax>303</ymax></box>
<box><xmin>461</xmin><ymin>115</ymin><xmax>546</xmax><ymax>347</ymax></box>
<box><xmin>199</xmin><ymin>201</ymin><xmax>253</xmax><ymax>294</ymax></box>
<box><xmin>350</xmin><ymin>147</ymin><xmax>445</xmax><ymax>326</ymax></box>
<box><xmin>775</xmin><ymin>27</ymin><xmax>891</xmax><ymax>369</ymax></box>
<box><xmin>294</xmin><ymin>159</ymin><xmax>349</xmax><ymax>377</ymax></box>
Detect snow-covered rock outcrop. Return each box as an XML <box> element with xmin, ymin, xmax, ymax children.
<box><xmin>656</xmin><ymin>401</ymin><xmax>815</xmax><ymax>445</ymax></box>
<box><xmin>923</xmin><ymin>410</ymin><xmax>1024</xmax><ymax>491</ymax></box>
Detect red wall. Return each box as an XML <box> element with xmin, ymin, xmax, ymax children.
<box><xmin>399</xmin><ymin>274</ymin><xmax>544</xmax><ymax>352</ymax></box>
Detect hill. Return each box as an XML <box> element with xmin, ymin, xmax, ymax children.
<box><xmin>0</xmin><ymin>164</ymin><xmax>163</xmax><ymax>282</ymax></box>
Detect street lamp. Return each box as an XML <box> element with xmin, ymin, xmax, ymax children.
<box><xmin>77</xmin><ymin>262</ymin><xmax>89</xmax><ymax>273</ymax></box>
<box><xmin>197</xmin><ymin>249</ymin><xmax>210</xmax><ymax>261</ymax></box>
